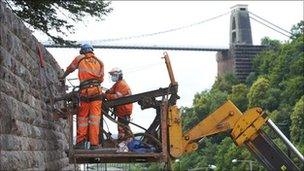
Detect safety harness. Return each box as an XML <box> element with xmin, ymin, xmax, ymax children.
<box><xmin>79</xmin><ymin>79</ymin><xmax>103</xmax><ymax>102</ymax></box>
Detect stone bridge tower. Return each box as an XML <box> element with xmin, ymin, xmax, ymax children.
<box><xmin>217</xmin><ymin>4</ymin><xmax>265</xmax><ymax>82</ymax></box>
<box><xmin>230</xmin><ymin>4</ymin><xmax>252</xmax><ymax>45</ymax></box>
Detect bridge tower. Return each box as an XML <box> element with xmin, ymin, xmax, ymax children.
<box><xmin>217</xmin><ymin>4</ymin><xmax>265</xmax><ymax>82</ymax></box>
<box><xmin>229</xmin><ymin>4</ymin><xmax>252</xmax><ymax>45</ymax></box>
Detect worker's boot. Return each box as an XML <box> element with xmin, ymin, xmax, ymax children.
<box><xmin>74</xmin><ymin>141</ymin><xmax>86</xmax><ymax>149</ymax></box>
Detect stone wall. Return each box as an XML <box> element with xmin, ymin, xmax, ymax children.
<box><xmin>0</xmin><ymin>2</ymin><xmax>73</xmax><ymax>170</ymax></box>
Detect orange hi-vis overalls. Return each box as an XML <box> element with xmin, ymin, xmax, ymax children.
<box><xmin>66</xmin><ymin>52</ymin><xmax>104</xmax><ymax>146</ymax></box>
<box><xmin>106</xmin><ymin>80</ymin><xmax>133</xmax><ymax>140</ymax></box>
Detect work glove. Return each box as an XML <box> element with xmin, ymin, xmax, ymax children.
<box><xmin>59</xmin><ymin>69</ymin><xmax>69</xmax><ymax>81</ymax></box>
<box><xmin>58</xmin><ymin>74</ymin><xmax>66</xmax><ymax>86</ymax></box>
<box><xmin>58</xmin><ymin>76</ymin><xmax>64</xmax><ymax>81</ymax></box>
<box><xmin>58</xmin><ymin>77</ymin><xmax>65</xmax><ymax>85</ymax></box>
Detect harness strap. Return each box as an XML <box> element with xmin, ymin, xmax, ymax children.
<box><xmin>79</xmin><ymin>79</ymin><xmax>101</xmax><ymax>90</ymax></box>
<box><xmin>80</xmin><ymin>94</ymin><xmax>103</xmax><ymax>102</ymax></box>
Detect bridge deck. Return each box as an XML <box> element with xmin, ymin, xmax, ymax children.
<box><xmin>44</xmin><ymin>44</ymin><xmax>228</xmax><ymax>52</ymax></box>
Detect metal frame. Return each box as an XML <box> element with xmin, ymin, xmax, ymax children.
<box><xmin>65</xmin><ymin>84</ymin><xmax>178</xmax><ymax>164</ymax></box>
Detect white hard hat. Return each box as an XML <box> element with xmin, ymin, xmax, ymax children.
<box><xmin>109</xmin><ymin>67</ymin><xmax>122</xmax><ymax>75</ymax></box>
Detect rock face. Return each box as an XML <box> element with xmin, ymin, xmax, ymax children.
<box><xmin>0</xmin><ymin>2</ymin><xmax>73</xmax><ymax>170</ymax></box>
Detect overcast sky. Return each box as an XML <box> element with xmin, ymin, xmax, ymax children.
<box><xmin>38</xmin><ymin>1</ymin><xmax>303</xmax><ymax>133</ymax></box>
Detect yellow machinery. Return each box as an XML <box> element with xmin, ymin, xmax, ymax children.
<box><xmin>167</xmin><ymin>101</ymin><xmax>304</xmax><ymax>170</ymax></box>
<box><xmin>168</xmin><ymin>101</ymin><xmax>266</xmax><ymax>157</ymax></box>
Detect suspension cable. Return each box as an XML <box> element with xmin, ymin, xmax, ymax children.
<box><xmin>88</xmin><ymin>11</ymin><xmax>230</xmax><ymax>43</ymax></box>
<box><xmin>249</xmin><ymin>16</ymin><xmax>291</xmax><ymax>38</ymax></box>
<box><xmin>249</xmin><ymin>11</ymin><xmax>293</xmax><ymax>35</ymax></box>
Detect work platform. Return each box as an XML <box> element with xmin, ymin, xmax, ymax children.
<box><xmin>66</xmin><ymin>86</ymin><xmax>174</xmax><ymax>164</ymax></box>
<box><xmin>66</xmin><ymin>86</ymin><xmax>173</xmax><ymax>165</ymax></box>
<box><xmin>51</xmin><ymin>53</ymin><xmax>177</xmax><ymax>166</ymax></box>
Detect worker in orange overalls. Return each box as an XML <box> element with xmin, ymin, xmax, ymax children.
<box><xmin>59</xmin><ymin>43</ymin><xmax>104</xmax><ymax>150</ymax></box>
<box><xmin>105</xmin><ymin>68</ymin><xmax>133</xmax><ymax>142</ymax></box>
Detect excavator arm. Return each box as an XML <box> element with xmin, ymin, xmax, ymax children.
<box><xmin>168</xmin><ymin>101</ymin><xmax>303</xmax><ymax>170</ymax></box>
<box><xmin>161</xmin><ymin>51</ymin><xmax>302</xmax><ymax>170</ymax></box>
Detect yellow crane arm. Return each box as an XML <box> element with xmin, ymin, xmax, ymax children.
<box><xmin>168</xmin><ymin>100</ymin><xmax>266</xmax><ymax>158</ymax></box>
<box><xmin>164</xmin><ymin>53</ymin><xmax>301</xmax><ymax>170</ymax></box>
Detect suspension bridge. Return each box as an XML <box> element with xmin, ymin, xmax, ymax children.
<box><xmin>44</xmin><ymin>4</ymin><xmax>293</xmax><ymax>81</ymax></box>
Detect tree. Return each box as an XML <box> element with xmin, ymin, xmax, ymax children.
<box><xmin>228</xmin><ymin>84</ymin><xmax>249</xmax><ymax>112</ymax></box>
<box><xmin>215</xmin><ymin>137</ymin><xmax>256</xmax><ymax>171</ymax></box>
<box><xmin>174</xmin><ymin>138</ymin><xmax>217</xmax><ymax>171</ymax></box>
<box><xmin>270</xmin><ymin>104</ymin><xmax>293</xmax><ymax>138</ymax></box>
<box><xmin>290</xmin><ymin>20</ymin><xmax>304</xmax><ymax>40</ymax></box>
<box><xmin>245</xmin><ymin>72</ymin><xmax>257</xmax><ymax>86</ymax></box>
<box><xmin>261</xmin><ymin>36</ymin><xmax>281</xmax><ymax>51</ymax></box>
<box><xmin>3</xmin><ymin>0</ymin><xmax>112</xmax><ymax>45</ymax></box>
<box><xmin>247</xmin><ymin>77</ymin><xmax>270</xmax><ymax>109</ymax></box>
<box><xmin>290</xmin><ymin>96</ymin><xmax>304</xmax><ymax>154</ymax></box>
<box><xmin>212</xmin><ymin>73</ymin><xmax>239</xmax><ymax>93</ymax></box>
<box><xmin>192</xmin><ymin>90</ymin><xmax>228</xmax><ymax>121</ymax></box>
<box><xmin>182</xmin><ymin>90</ymin><xmax>228</xmax><ymax>132</ymax></box>
<box><xmin>281</xmin><ymin>76</ymin><xmax>304</xmax><ymax>105</ymax></box>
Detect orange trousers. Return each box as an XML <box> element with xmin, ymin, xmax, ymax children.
<box><xmin>76</xmin><ymin>87</ymin><xmax>102</xmax><ymax>146</ymax></box>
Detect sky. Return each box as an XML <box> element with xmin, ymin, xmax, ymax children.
<box><xmin>35</xmin><ymin>1</ymin><xmax>303</xmax><ymax>133</ymax></box>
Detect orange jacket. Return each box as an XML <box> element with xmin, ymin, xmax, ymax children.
<box><xmin>106</xmin><ymin>80</ymin><xmax>133</xmax><ymax>117</ymax></box>
<box><xmin>66</xmin><ymin>52</ymin><xmax>104</xmax><ymax>83</ymax></box>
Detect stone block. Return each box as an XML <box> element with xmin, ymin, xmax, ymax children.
<box><xmin>0</xmin><ymin>47</ymin><xmax>12</xmax><ymax>68</ymax></box>
<box><xmin>45</xmin><ymin>157</ymin><xmax>70</xmax><ymax>170</ymax></box>
<box><xmin>0</xmin><ymin>134</ymin><xmax>23</xmax><ymax>151</ymax></box>
<box><xmin>0</xmin><ymin>80</ymin><xmax>19</xmax><ymax>100</ymax></box>
<box><xmin>0</xmin><ymin>151</ymin><xmax>31</xmax><ymax>170</ymax></box>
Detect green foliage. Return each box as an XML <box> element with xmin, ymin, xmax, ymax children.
<box><xmin>215</xmin><ymin>137</ymin><xmax>259</xmax><ymax>171</ymax></box>
<box><xmin>252</xmin><ymin>31</ymin><xmax>304</xmax><ymax>109</ymax></box>
<box><xmin>181</xmin><ymin>106</ymin><xmax>198</xmax><ymax>132</ymax></box>
<box><xmin>4</xmin><ymin>0</ymin><xmax>112</xmax><ymax>44</ymax></box>
<box><xmin>228</xmin><ymin>84</ymin><xmax>249</xmax><ymax>112</ymax></box>
<box><xmin>176</xmin><ymin>138</ymin><xmax>217</xmax><ymax>170</ymax></box>
<box><xmin>263</xmin><ymin>88</ymin><xmax>281</xmax><ymax>112</ymax></box>
<box><xmin>192</xmin><ymin>90</ymin><xmax>228</xmax><ymax>121</ymax></box>
<box><xmin>212</xmin><ymin>73</ymin><xmax>239</xmax><ymax>93</ymax></box>
<box><xmin>253</xmin><ymin>50</ymin><xmax>279</xmax><ymax>77</ymax></box>
<box><xmin>281</xmin><ymin>76</ymin><xmax>304</xmax><ymax>105</ymax></box>
<box><xmin>290</xmin><ymin>20</ymin><xmax>304</xmax><ymax>40</ymax></box>
<box><xmin>270</xmin><ymin>104</ymin><xmax>293</xmax><ymax>138</ymax></box>
<box><xmin>245</xmin><ymin>72</ymin><xmax>257</xmax><ymax>86</ymax></box>
<box><xmin>290</xmin><ymin>96</ymin><xmax>304</xmax><ymax>154</ymax></box>
<box><xmin>261</xmin><ymin>36</ymin><xmax>282</xmax><ymax>51</ymax></box>
<box><xmin>247</xmin><ymin>77</ymin><xmax>270</xmax><ymax>108</ymax></box>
